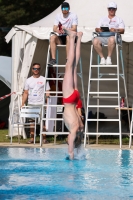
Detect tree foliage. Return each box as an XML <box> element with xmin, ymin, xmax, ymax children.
<box><xmin>0</xmin><ymin>0</ymin><xmax>64</xmax><ymax>55</ymax></box>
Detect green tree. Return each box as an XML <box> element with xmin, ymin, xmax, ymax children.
<box><xmin>0</xmin><ymin>0</ymin><xmax>64</xmax><ymax>56</ymax></box>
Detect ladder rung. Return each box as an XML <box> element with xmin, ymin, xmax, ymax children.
<box><xmin>91</xmin><ymin>65</ymin><xmax>117</xmax><ymax>67</ymax></box>
<box><xmin>44</xmin><ymin>91</ymin><xmax>63</xmax><ymax>94</ymax></box>
<box><xmin>90</xmin><ymin>96</ymin><xmax>118</xmax><ymax>99</ymax></box>
<box><xmin>42</xmin><ymin>105</ymin><xmax>64</xmax><ymax>107</ymax></box>
<box><xmin>13</xmin><ymin>123</ymin><xmax>40</xmax><ymax>125</ymax></box>
<box><xmin>42</xmin><ymin>118</ymin><xmax>63</xmax><ymax>120</ymax></box>
<box><xmin>40</xmin><ymin>132</ymin><xmax>69</xmax><ymax>135</ymax></box>
<box><xmin>53</xmin><ymin>65</ymin><xmax>66</xmax><ymax>67</ymax></box>
<box><xmin>99</xmin><ymin>73</ymin><xmax>121</xmax><ymax>76</ymax></box>
<box><xmin>90</xmin><ymin>78</ymin><xmax>118</xmax><ymax>81</ymax></box>
<box><xmin>46</xmin><ymin>78</ymin><xmax>64</xmax><ymax>80</ymax></box>
<box><xmin>48</xmin><ymin>96</ymin><xmax>63</xmax><ymax>97</ymax></box>
<box><xmin>115</xmin><ymin>107</ymin><xmax>132</xmax><ymax>110</ymax></box>
<box><xmin>88</xmin><ymin>105</ymin><xmax>119</xmax><ymax>108</ymax></box>
<box><xmin>57</xmin><ymin>45</ymin><xmax>66</xmax><ymax>47</ymax></box>
<box><xmin>51</xmin><ymin>72</ymin><xmax>81</xmax><ymax>75</ymax></box>
<box><xmin>84</xmin><ymin>132</ymin><xmax>121</xmax><ymax>135</ymax></box>
<box><xmin>89</xmin><ymin>92</ymin><xmax>118</xmax><ymax>94</ymax></box>
<box><xmin>87</xmin><ymin>119</ymin><xmax>119</xmax><ymax>121</ymax></box>
<box><xmin>47</xmin><ymin>64</ymin><xmax>66</xmax><ymax>67</ymax></box>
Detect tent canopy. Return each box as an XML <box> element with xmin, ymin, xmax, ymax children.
<box><xmin>31</xmin><ymin>0</ymin><xmax>133</xmax><ymax>28</ymax></box>
<box><xmin>5</xmin><ymin>0</ymin><xmax>133</xmax><ymax>43</ymax></box>
<box><xmin>0</xmin><ymin>56</ymin><xmax>11</xmax><ymax>121</ymax></box>
<box><xmin>0</xmin><ymin>56</ymin><xmax>11</xmax><ymax>88</ymax></box>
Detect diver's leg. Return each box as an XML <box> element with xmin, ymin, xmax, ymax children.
<box><xmin>62</xmin><ymin>30</ymin><xmax>76</xmax><ymax>98</ymax></box>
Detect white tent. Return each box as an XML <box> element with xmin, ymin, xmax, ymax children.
<box><xmin>0</xmin><ymin>56</ymin><xmax>11</xmax><ymax>120</ymax></box>
<box><xmin>0</xmin><ymin>56</ymin><xmax>11</xmax><ymax>88</ymax></box>
<box><xmin>5</xmin><ymin>0</ymin><xmax>133</xmax><ymax>136</ymax></box>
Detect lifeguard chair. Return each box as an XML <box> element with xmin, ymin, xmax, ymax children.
<box><xmin>84</xmin><ymin>32</ymin><xmax>130</xmax><ymax>148</ymax></box>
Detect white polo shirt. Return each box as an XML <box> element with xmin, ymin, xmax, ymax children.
<box><xmin>24</xmin><ymin>76</ymin><xmax>50</xmax><ymax>105</ymax></box>
<box><xmin>54</xmin><ymin>12</ymin><xmax>78</xmax><ymax>28</ymax></box>
<box><xmin>97</xmin><ymin>16</ymin><xmax>125</xmax><ymax>29</ymax></box>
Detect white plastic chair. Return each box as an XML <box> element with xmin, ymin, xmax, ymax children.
<box><xmin>11</xmin><ymin>106</ymin><xmax>41</xmax><ymax>144</ymax></box>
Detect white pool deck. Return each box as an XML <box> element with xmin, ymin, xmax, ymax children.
<box><xmin>0</xmin><ymin>143</ymin><xmax>132</xmax><ymax>150</ymax></box>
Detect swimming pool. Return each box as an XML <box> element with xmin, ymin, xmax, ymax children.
<box><xmin>0</xmin><ymin>147</ymin><xmax>133</xmax><ymax>200</ymax></box>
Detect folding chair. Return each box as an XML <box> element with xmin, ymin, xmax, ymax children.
<box><xmin>11</xmin><ymin>106</ymin><xmax>41</xmax><ymax>144</ymax></box>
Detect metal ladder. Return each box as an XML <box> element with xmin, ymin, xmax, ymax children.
<box><xmin>40</xmin><ymin>44</ymin><xmax>85</xmax><ymax>146</ymax></box>
<box><xmin>84</xmin><ymin>34</ymin><xmax>129</xmax><ymax>148</ymax></box>
<box><xmin>129</xmin><ymin>106</ymin><xmax>133</xmax><ymax>148</ymax></box>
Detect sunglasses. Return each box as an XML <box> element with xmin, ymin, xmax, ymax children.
<box><xmin>62</xmin><ymin>7</ymin><xmax>69</xmax><ymax>11</ymax></box>
<box><xmin>32</xmin><ymin>68</ymin><xmax>40</xmax><ymax>71</ymax></box>
<box><xmin>108</xmin><ymin>7</ymin><xmax>116</xmax><ymax>11</ymax></box>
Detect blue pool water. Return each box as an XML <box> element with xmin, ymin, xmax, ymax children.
<box><xmin>0</xmin><ymin>148</ymin><xmax>133</xmax><ymax>200</ymax></box>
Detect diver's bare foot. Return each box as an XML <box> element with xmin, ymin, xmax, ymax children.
<box><xmin>63</xmin><ymin>27</ymin><xmax>76</xmax><ymax>38</ymax></box>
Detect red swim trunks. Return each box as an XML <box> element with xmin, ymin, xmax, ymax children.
<box><xmin>76</xmin><ymin>99</ymin><xmax>82</xmax><ymax>109</ymax></box>
<box><xmin>63</xmin><ymin>90</ymin><xmax>80</xmax><ymax>104</ymax></box>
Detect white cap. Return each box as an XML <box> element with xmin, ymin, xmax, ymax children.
<box><xmin>107</xmin><ymin>1</ymin><xmax>117</xmax><ymax>8</ymax></box>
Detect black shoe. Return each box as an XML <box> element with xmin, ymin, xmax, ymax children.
<box><xmin>48</xmin><ymin>59</ymin><xmax>56</xmax><ymax>66</ymax></box>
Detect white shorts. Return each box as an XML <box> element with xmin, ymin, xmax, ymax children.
<box><xmin>96</xmin><ymin>37</ymin><xmax>109</xmax><ymax>45</ymax></box>
<box><xmin>93</xmin><ymin>36</ymin><xmax>115</xmax><ymax>46</ymax></box>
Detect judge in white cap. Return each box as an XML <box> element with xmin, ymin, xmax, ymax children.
<box><xmin>93</xmin><ymin>1</ymin><xmax>125</xmax><ymax>65</ymax></box>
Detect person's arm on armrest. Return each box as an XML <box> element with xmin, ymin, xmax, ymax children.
<box><xmin>119</xmin><ymin>29</ymin><xmax>125</xmax><ymax>34</ymax></box>
<box><xmin>22</xmin><ymin>90</ymin><xmax>28</xmax><ymax>107</ymax></box>
<box><xmin>110</xmin><ymin>28</ymin><xmax>124</xmax><ymax>34</ymax></box>
<box><xmin>95</xmin><ymin>28</ymin><xmax>102</xmax><ymax>32</ymax></box>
